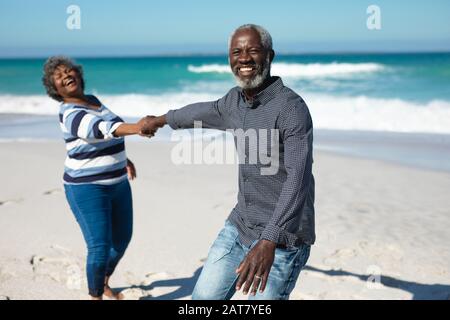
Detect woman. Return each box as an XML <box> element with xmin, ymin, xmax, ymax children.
<box><xmin>42</xmin><ymin>56</ymin><xmax>153</xmax><ymax>300</ymax></box>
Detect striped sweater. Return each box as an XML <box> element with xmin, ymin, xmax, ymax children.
<box><xmin>59</xmin><ymin>102</ymin><xmax>128</xmax><ymax>185</ymax></box>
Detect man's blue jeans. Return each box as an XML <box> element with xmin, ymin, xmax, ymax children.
<box><xmin>192</xmin><ymin>220</ymin><xmax>311</xmax><ymax>300</ymax></box>
<box><xmin>64</xmin><ymin>179</ymin><xmax>133</xmax><ymax>297</ymax></box>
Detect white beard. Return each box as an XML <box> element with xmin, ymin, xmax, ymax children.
<box><xmin>234</xmin><ymin>56</ymin><xmax>271</xmax><ymax>90</ymax></box>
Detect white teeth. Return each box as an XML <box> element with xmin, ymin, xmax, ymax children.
<box><xmin>240</xmin><ymin>67</ymin><xmax>253</xmax><ymax>72</ymax></box>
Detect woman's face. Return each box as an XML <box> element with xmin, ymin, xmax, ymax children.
<box><xmin>52</xmin><ymin>64</ymin><xmax>83</xmax><ymax>99</ymax></box>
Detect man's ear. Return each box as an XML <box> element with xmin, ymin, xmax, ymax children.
<box><xmin>269</xmin><ymin>50</ymin><xmax>275</xmax><ymax>63</ymax></box>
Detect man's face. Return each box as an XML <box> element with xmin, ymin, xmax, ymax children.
<box><xmin>229</xmin><ymin>28</ymin><xmax>273</xmax><ymax>90</ymax></box>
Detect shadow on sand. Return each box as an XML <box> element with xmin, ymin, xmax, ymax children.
<box><xmin>117</xmin><ymin>265</ymin><xmax>449</xmax><ymax>300</ymax></box>
<box><xmin>116</xmin><ymin>267</ymin><xmax>202</xmax><ymax>300</ymax></box>
<box><xmin>304</xmin><ymin>265</ymin><xmax>450</xmax><ymax>300</ymax></box>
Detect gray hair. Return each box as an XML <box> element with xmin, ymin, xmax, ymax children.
<box><xmin>42</xmin><ymin>56</ymin><xmax>84</xmax><ymax>102</ymax></box>
<box><xmin>228</xmin><ymin>24</ymin><xmax>273</xmax><ymax>51</ymax></box>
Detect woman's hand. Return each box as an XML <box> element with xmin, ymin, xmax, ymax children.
<box><xmin>126</xmin><ymin>158</ymin><xmax>137</xmax><ymax>180</ymax></box>
<box><xmin>137</xmin><ymin>115</ymin><xmax>157</xmax><ymax>137</ymax></box>
<box><xmin>138</xmin><ymin>114</ymin><xmax>167</xmax><ymax>137</ymax></box>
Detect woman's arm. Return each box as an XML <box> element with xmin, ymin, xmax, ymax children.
<box><xmin>113</xmin><ymin>116</ymin><xmax>157</xmax><ymax>137</ymax></box>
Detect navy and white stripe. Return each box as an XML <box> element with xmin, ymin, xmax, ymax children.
<box><xmin>59</xmin><ymin>102</ymin><xmax>127</xmax><ymax>185</ymax></box>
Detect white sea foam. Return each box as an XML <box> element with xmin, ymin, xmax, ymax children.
<box><xmin>305</xmin><ymin>93</ymin><xmax>450</xmax><ymax>134</ymax></box>
<box><xmin>1</xmin><ymin>93</ymin><xmax>450</xmax><ymax>134</ymax></box>
<box><xmin>188</xmin><ymin>62</ymin><xmax>385</xmax><ymax>78</ymax></box>
<box><xmin>188</xmin><ymin>64</ymin><xmax>231</xmax><ymax>74</ymax></box>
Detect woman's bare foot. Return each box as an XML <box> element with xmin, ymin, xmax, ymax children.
<box><xmin>103</xmin><ymin>276</ymin><xmax>124</xmax><ymax>300</ymax></box>
<box><xmin>103</xmin><ymin>284</ymin><xmax>124</xmax><ymax>300</ymax></box>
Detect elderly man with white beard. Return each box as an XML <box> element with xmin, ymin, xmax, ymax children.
<box><xmin>141</xmin><ymin>24</ymin><xmax>315</xmax><ymax>300</ymax></box>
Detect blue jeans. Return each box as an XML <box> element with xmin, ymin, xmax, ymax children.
<box><xmin>192</xmin><ymin>220</ymin><xmax>311</xmax><ymax>300</ymax></box>
<box><xmin>64</xmin><ymin>179</ymin><xmax>133</xmax><ymax>297</ymax></box>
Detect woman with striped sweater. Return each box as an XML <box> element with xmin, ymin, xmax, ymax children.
<box><xmin>42</xmin><ymin>56</ymin><xmax>155</xmax><ymax>300</ymax></box>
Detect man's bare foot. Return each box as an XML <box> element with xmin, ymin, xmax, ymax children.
<box><xmin>91</xmin><ymin>295</ymin><xmax>103</xmax><ymax>300</ymax></box>
<box><xmin>103</xmin><ymin>284</ymin><xmax>124</xmax><ymax>300</ymax></box>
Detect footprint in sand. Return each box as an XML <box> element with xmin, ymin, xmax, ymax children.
<box><xmin>121</xmin><ymin>272</ymin><xmax>172</xmax><ymax>300</ymax></box>
<box><xmin>30</xmin><ymin>245</ymin><xmax>83</xmax><ymax>287</ymax></box>
<box><xmin>0</xmin><ymin>198</ymin><xmax>24</xmax><ymax>206</ymax></box>
<box><xmin>358</xmin><ymin>241</ymin><xmax>404</xmax><ymax>262</ymax></box>
<box><xmin>323</xmin><ymin>248</ymin><xmax>357</xmax><ymax>266</ymax></box>
<box><xmin>43</xmin><ymin>188</ymin><xmax>62</xmax><ymax>196</ymax></box>
<box><xmin>302</xmin><ymin>265</ymin><xmax>344</xmax><ymax>284</ymax></box>
<box><xmin>141</xmin><ymin>272</ymin><xmax>171</xmax><ymax>286</ymax></box>
<box><xmin>49</xmin><ymin>244</ymin><xmax>73</xmax><ymax>255</ymax></box>
<box><xmin>121</xmin><ymin>288</ymin><xmax>149</xmax><ymax>300</ymax></box>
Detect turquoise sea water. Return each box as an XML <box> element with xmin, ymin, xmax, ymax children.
<box><xmin>1</xmin><ymin>53</ymin><xmax>450</xmax><ymax>171</ymax></box>
<box><xmin>1</xmin><ymin>53</ymin><xmax>450</xmax><ymax>102</ymax></box>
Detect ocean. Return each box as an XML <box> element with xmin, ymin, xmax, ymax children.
<box><xmin>1</xmin><ymin>53</ymin><xmax>450</xmax><ymax>171</ymax></box>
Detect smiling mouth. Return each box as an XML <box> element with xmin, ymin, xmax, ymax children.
<box><xmin>64</xmin><ymin>77</ymin><xmax>76</xmax><ymax>87</ymax></box>
<box><xmin>237</xmin><ymin>66</ymin><xmax>257</xmax><ymax>76</ymax></box>
<box><xmin>239</xmin><ymin>66</ymin><xmax>256</xmax><ymax>71</ymax></box>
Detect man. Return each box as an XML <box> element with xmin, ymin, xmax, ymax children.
<box><xmin>143</xmin><ymin>24</ymin><xmax>315</xmax><ymax>300</ymax></box>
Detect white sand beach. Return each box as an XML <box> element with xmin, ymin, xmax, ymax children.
<box><xmin>0</xmin><ymin>141</ymin><xmax>449</xmax><ymax>300</ymax></box>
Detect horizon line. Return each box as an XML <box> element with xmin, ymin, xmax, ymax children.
<box><xmin>1</xmin><ymin>49</ymin><xmax>450</xmax><ymax>60</ymax></box>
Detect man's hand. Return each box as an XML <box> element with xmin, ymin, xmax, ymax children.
<box><xmin>235</xmin><ymin>239</ymin><xmax>276</xmax><ymax>295</ymax></box>
<box><xmin>137</xmin><ymin>116</ymin><xmax>157</xmax><ymax>137</ymax></box>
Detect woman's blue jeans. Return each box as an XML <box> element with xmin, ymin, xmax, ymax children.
<box><xmin>64</xmin><ymin>179</ymin><xmax>133</xmax><ymax>297</ymax></box>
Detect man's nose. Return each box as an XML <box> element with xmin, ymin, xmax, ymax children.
<box><xmin>238</xmin><ymin>51</ymin><xmax>252</xmax><ymax>63</ymax></box>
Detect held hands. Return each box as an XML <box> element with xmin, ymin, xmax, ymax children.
<box><xmin>113</xmin><ymin>114</ymin><xmax>166</xmax><ymax>138</ymax></box>
<box><xmin>235</xmin><ymin>239</ymin><xmax>276</xmax><ymax>296</ymax></box>
<box><xmin>137</xmin><ymin>115</ymin><xmax>166</xmax><ymax>138</ymax></box>
<box><xmin>137</xmin><ymin>116</ymin><xmax>157</xmax><ymax>138</ymax></box>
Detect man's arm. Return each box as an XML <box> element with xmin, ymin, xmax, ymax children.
<box><xmin>141</xmin><ymin>96</ymin><xmax>231</xmax><ymax>134</ymax></box>
<box><xmin>235</xmin><ymin>101</ymin><xmax>314</xmax><ymax>296</ymax></box>
<box><xmin>166</xmin><ymin>99</ymin><xmax>229</xmax><ymax>130</ymax></box>
<box><xmin>259</xmin><ymin>103</ymin><xmax>313</xmax><ymax>244</ymax></box>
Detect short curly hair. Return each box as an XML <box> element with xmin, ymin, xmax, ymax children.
<box><xmin>42</xmin><ymin>56</ymin><xmax>85</xmax><ymax>102</ymax></box>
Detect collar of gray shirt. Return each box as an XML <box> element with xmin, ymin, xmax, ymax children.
<box><xmin>238</xmin><ymin>76</ymin><xmax>284</xmax><ymax>108</ymax></box>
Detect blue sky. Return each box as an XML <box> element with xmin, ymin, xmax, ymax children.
<box><xmin>1</xmin><ymin>0</ymin><xmax>449</xmax><ymax>57</ymax></box>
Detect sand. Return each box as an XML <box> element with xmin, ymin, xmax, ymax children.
<box><xmin>1</xmin><ymin>141</ymin><xmax>449</xmax><ymax>300</ymax></box>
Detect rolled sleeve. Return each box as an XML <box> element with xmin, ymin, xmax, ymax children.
<box><xmin>106</xmin><ymin>121</ymin><xmax>124</xmax><ymax>139</ymax></box>
<box><xmin>260</xmin><ymin>223</ymin><xmax>282</xmax><ymax>243</ymax></box>
<box><xmin>166</xmin><ymin>109</ymin><xmax>178</xmax><ymax>129</ymax></box>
